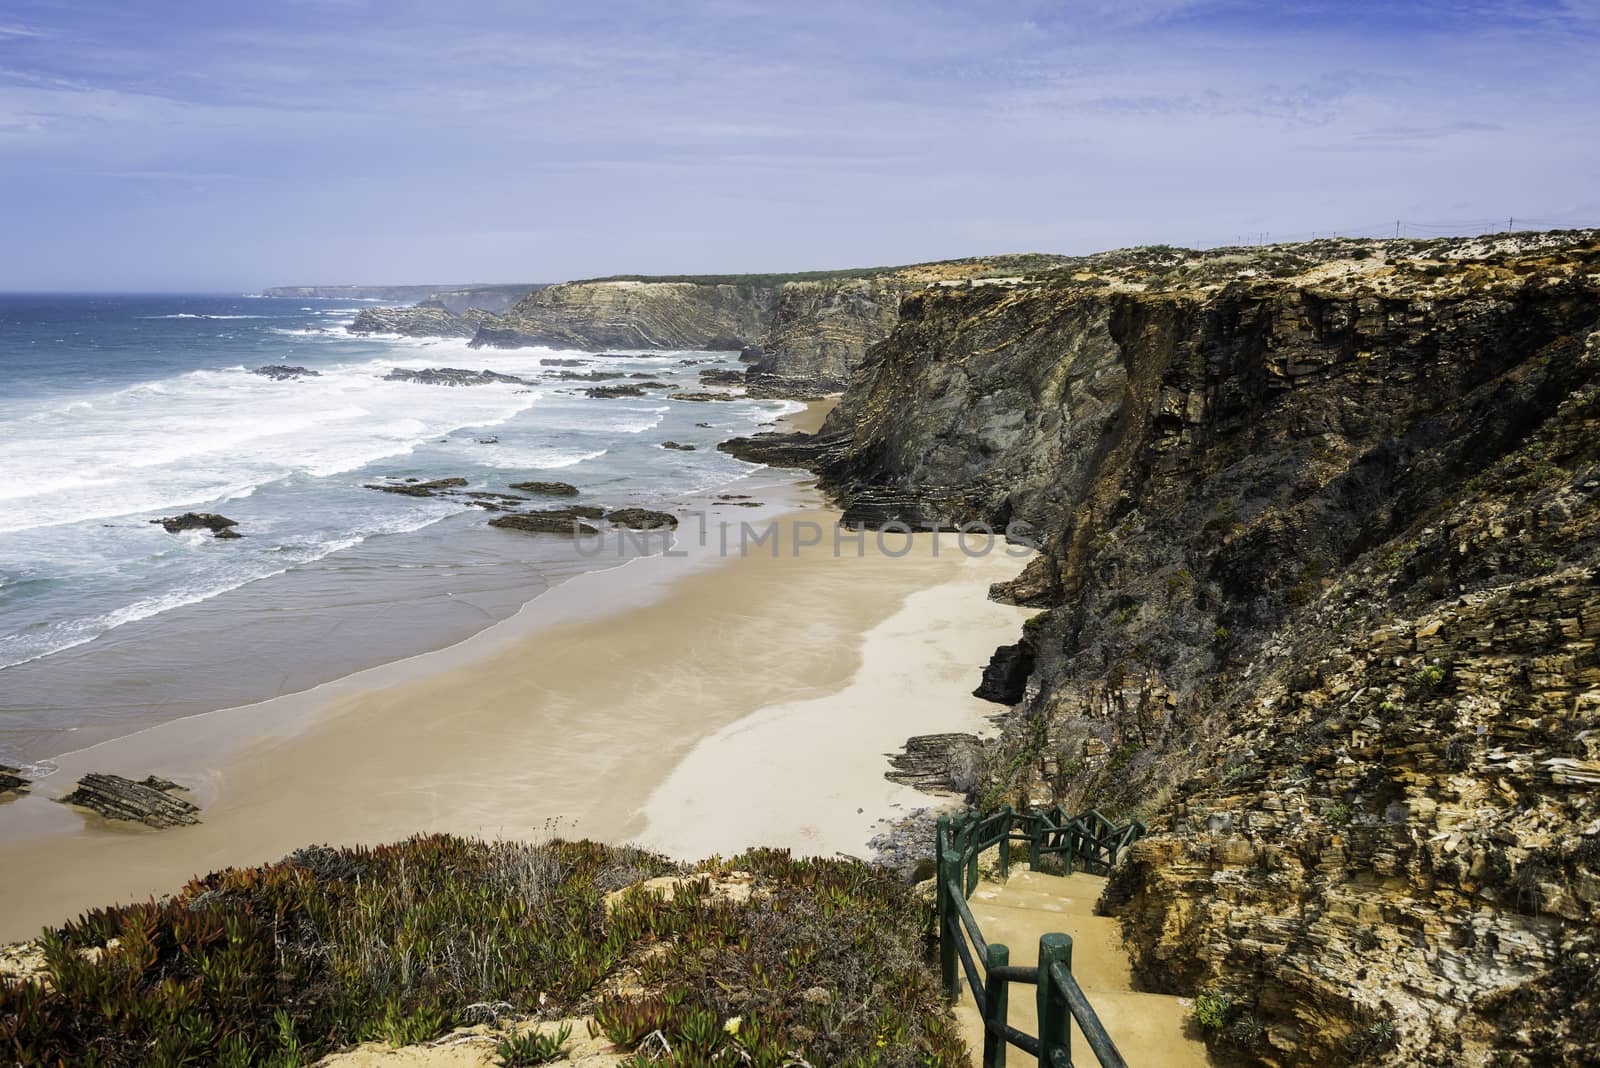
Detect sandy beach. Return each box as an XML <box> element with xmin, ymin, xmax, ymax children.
<box><xmin>0</xmin><ymin>401</ymin><xmax>1034</xmax><ymax>940</ymax></box>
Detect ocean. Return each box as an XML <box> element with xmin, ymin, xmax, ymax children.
<box><xmin>0</xmin><ymin>294</ymin><xmax>799</xmax><ymax>764</ymax></box>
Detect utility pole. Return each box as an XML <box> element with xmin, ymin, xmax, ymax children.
<box><xmin>1395</xmin><ymin>220</ymin><xmax>1401</xmax><ymax>238</ymax></box>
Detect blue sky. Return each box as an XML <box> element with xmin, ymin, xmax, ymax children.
<box><xmin>1</xmin><ymin>1</ymin><xmax>1596</xmax><ymax>290</ymax></box>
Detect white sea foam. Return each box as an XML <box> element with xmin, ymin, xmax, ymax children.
<box><xmin>141</xmin><ymin>313</ymin><xmax>272</xmax><ymax>320</ymax></box>
<box><xmin>0</xmin><ymin>506</ymin><xmax>458</xmax><ymax>671</ymax></box>
<box><xmin>0</xmin><ymin>361</ymin><xmax>542</xmax><ymax>533</ymax></box>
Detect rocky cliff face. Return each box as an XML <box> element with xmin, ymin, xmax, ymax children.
<box><xmin>475</xmin><ymin>280</ymin><xmax>778</xmax><ymax>351</ymax></box>
<box><xmin>758</xmin><ymin>233</ymin><xmax>1600</xmax><ymax>1066</ymax></box>
<box><xmin>346</xmin><ymin>256</ymin><xmax>1074</xmax><ymax>388</ymax></box>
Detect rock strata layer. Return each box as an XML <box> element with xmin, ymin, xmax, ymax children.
<box><xmin>59</xmin><ymin>774</ymin><xmax>200</xmax><ymax>828</ymax></box>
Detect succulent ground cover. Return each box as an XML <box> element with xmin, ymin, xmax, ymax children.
<box><xmin>0</xmin><ymin>836</ymin><xmax>963</xmax><ymax>1067</ymax></box>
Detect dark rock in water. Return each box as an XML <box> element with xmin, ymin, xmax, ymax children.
<box><xmin>540</xmin><ymin>358</ymin><xmax>587</xmax><ymax>366</ymax></box>
<box><xmin>540</xmin><ymin>504</ymin><xmax>606</xmax><ymax>520</ymax></box>
<box><xmin>383</xmin><ymin>367</ymin><xmax>530</xmax><ymax>387</ymax></box>
<box><xmin>476</xmin><ymin>436</ymin><xmax>499</xmax><ymax>445</ymax></box>
<box><xmin>508</xmin><ymin>480</ymin><xmax>578</xmax><ymax>496</ymax></box>
<box><xmin>698</xmin><ymin>369</ymin><xmax>747</xmax><ymax>386</ymax></box>
<box><xmin>669</xmin><ymin>391</ymin><xmax>739</xmax><ymax>402</ymax></box>
<box><xmin>586</xmin><ymin>384</ymin><xmax>646</xmax><ymax>398</ymax></box>
<box><xmin>212</xmin><ymin>529</ymin><xmax>245</xmax><ymax>539</ymax></box>
<box><xmin>151</xmin><ymin>512</ymin><xmax>240</xmax><ymax>536</ymax></box>
<box><xmin>738</xmin><ymin>345</ymin><xmax>765</xmax><ymax>363</ymax></box>
<box><xmin>488</xmin><ymin>513</ymin><xmax>600</xmax><ymax>536</ymax></box>
<box><xmin>552</xmin><ymin>370</ymin><xmax>625</xmax><ymax>381</ymax></box>
<box><xmin>885</xmin><ymin>734</ymin><xmax>984</xmax><ymax>795</ymax></box>
<box><xmin>695</xmin><ymin>422</ymin><xmax>714</xmax><ymax>428</ymax></box>
<box><xmin>364</xmin><ymin>477</ymin><xmax>469</xmax><ymax>498</ymax></box>
<box><xmin>59</xmin><ymin>773</ymin><xmax>200</xmax><ymax>828</ymax></box>
<box><xmin>973</xmin><ymin>641</ymin><xmax>1035</xmax><ymax>705</ymax></box>
<box><xmin>703</xmin><ymin>333</ymin><xmax>748</xmax><ymax>351</ymax></box>
<box><xmin>0</xmin><ymin>765</ymin><xmax>30</xmax><ymax>798</ymax></box>
<box><xmin>660</xmin><ymin>441</ymin><xmax>696</xmax><ymax>451</ymax></box>
<box><xmin>251</xmin><ymin>364</ymin><xmax>320</xmax><ymax>380</ymax></box>
<box><xmin>468</xmin><ymin>326</ymin><xmax>545</xmax><ymax>349</ymax></box>
<box><xmin>605</xmin><ymin>508</ymin><xmax>678</xmax><ymax>530</ymax></box>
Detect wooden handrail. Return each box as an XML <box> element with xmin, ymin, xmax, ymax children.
<box><xmin>935</xmin><ymin>807</ymin><xmax>1144</xmax><ymax>1067</ymax></box>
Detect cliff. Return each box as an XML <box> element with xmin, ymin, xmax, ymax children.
<box><xmin>733</xmin><ymin>231</ymin><xmax>1600</xmax><ymax>1065</ymax></box>
<box><xmin>349</xmin><ymin>255</ymin><xmax>1073</xmax><ymax>388</ymax></box>
<box><xmin>472</xmin><ymin>280</ymin><xmax>779</xmax><ymax>352</ymax></box>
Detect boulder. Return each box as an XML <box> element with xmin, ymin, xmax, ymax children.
<box><xmin>669</xmin><ymin>391</ymin><xmax>739</xmax><ymax>402</ymax></box>
<box><xmin>698</xmin><ymin>369</ymin><xmax>747</xmax><ymax>385</ymax></box>
<box><xmin>508</xmin><ymin>480</ymin><xmax>578</xmax><ymax>496</ymax></box>
<box><xmin>150</xmin><ymin>512</ymin><xmax>239</xmax><ymax>536</ymax></box>
<box><xmin>250</xmin><ymin>365</ymin><xmax>320</xmax><ymax>380</ymax></box>
<box><xmin>586</xmin><ymin>384</ymin><xmax>646</xmax><ymax>398</ymax></box>
<box><xmin>58</xmin><ymin>774</ymin><xmax>200</xmax><ymax>828</ymax></box>
<box><xmin>488</xmin><ymin>513</ymin><xmax>600</xmax><ymax>536</ymax></box>
<box><xmin>605</xmin><ymin>508</ymin><xmax>678</xmax><ymax>530</ymax></box>
<box><xmin>660</xmin><ymin>441</ymin><xmax>697</xmax><ymax>451</ymax></box>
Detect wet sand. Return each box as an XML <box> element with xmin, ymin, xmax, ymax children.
<box><xmin>0</xmin><ymin>396</ymin><xmax>1034</xmax><ymax>940</ymax></box>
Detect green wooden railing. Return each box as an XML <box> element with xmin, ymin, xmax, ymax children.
<box><xmin>935</xmin><ymin>806</ymin><xmax>1146</xmax><ymax>1068</ymax></box>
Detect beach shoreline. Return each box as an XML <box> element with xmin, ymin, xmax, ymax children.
<box><xmin>0</xmin><ymin>396</ymin><xmax>1034</xmax><ymax>941</ymax></box>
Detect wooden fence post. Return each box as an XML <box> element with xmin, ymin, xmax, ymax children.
<box><xmin>966</xmin><ymin>808</ymin><xmax>982</xmax><ymax>895</ymax></box>
<box><xmin>983</xmin><ymin>942</ymin><xmax>1009</xmax><ymax>1068</ymax></box>
<box><xmin>1036</xmin><ymin>933</ymin><xmax>1072</xmax><ymax>1068</ymax></box>
<box><xmin>998</xmin><ymin>805</ymin><xmax>1013</xmax><ymax>878</ymax></box>
<box><xmin>1028</xmin><ymin>812</ymin><xmax>1041</xmax><ymax>871</ymax></box>
<box><xmin>938</xmin><ymin>848</ymin><xmax>962</xmax><ymax>998</ymax></box>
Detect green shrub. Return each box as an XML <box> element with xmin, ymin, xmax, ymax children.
<box><xmin>496</xmin><ymin>1022</ymin><xmax>571</xmax><ymax>1065</ymax></box>
<box><xmin>1414</xmin><ymin>664</ymin><xmax>1448</xmax><ymax>689</ymax></box>
<box><xmin>1327</xmin><ymin>803</ymin><xmax>1352</xmax><ymax>827</ymax></box>
<box><xmin>1194</xmin><ymin>991</ymin><xmax>1234</xmax><ymax>1031</ymax></box>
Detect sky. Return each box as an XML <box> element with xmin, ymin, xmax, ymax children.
<box><xmin>0</xmin><ymin>0</ymin><xmax>1596</xmax><ymax>290</ymax></box>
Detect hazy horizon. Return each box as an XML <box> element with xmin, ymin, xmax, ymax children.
<box><xmin>3</xmin><ymin>1</ymin><xmax>1597</xmax><ymax>291</ymax></box>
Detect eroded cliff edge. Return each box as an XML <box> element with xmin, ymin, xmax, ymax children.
<box><xmin>349</xmin><ymin>256</ymin><xmax>1070</xmax><ymax>388</ymax></box>
<box><xmin>733</xmin><ymin>232</ymin><xmax>1600</xmax><ymax>1066</ymax></box>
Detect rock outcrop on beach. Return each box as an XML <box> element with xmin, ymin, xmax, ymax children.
<box><xmin>150</xmin><ymin>512</ymin><xmax>241</xmax><ymax>538</ymax></box>
<box><xmin>59</xmin><ymin>773</ymin><xmax>199</xmax><ymax>828</ymax></box>
<box><xmin>604</xmin><ymin>508</ymin><xmax>678</xmax><ymax>530</ymax></box>
<box><xmin>0</xmin><ymin>766</ymin><xmax>30</xmax><ymax>798</ymax></box>
<box><xmin>488</xmin><ymin>512</ymin><xmax>600</xmax><ymax>536</ymax></box>
<box><xmin>752</xmin><ymin>230</ymin><xmax>1600</xmax><ymax>1065</ymax></box>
